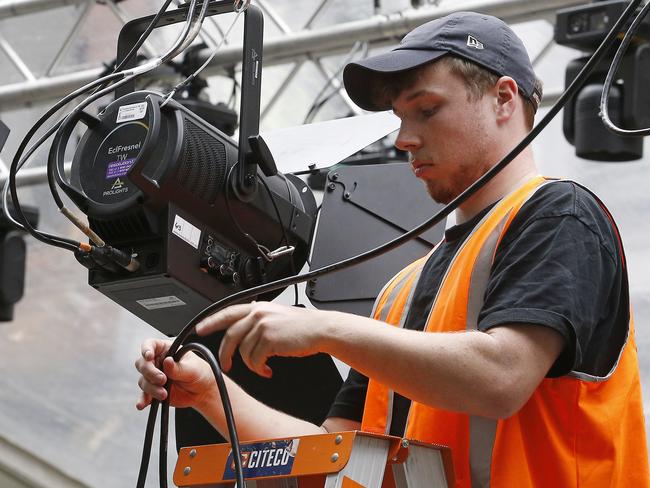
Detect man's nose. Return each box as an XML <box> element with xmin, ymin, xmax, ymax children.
<box><xmin>394</xmin><ymin>125</ymin><xmax>421</xmax><ymax>153</ymax></box>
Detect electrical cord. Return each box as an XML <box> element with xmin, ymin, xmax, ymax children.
<box><xmin>5</xmin><ymin>0</ymin><xmax>185</xmax><ymax>249</ymax></box>
<box><xmin>137</xmin><ymin>2</ymin><xmax>645</xmax><ymax>487</ymax></box>
<box><xmin>258</xmin><ymin>173</ymin><xmax>301</xmax><ymax>305</ymax></box>
<box><xmin>600</xmin><ymin>0</ymin><xmax>650</xmax><ymax>136</ymax></box>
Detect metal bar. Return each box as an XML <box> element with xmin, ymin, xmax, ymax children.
<box><xmin>0</xmin><ymin>157</ymin><xmax>8</xmax><ymax>177</ymax></box>
<box><xmin>304</xmin><ymin>0</ymin><xmax>330</xmax><ymax>28</ymax></box>
<box><xmin>0</xmin><ymin>29</ymin><xmax>36</xmax><ymax>81</ymax></box>
<box><xmin>104</xmin><ymin>0</ymin><xmax>158</xmax><ymax>58</ymax></box>
<box><xmin>45</xmin><ymin>1</ymin><xmax>90</xmax><ymax>76</ymax></box>
<box><xmin>255</xmin><ymin>0</ymin><xmax>292</xmax><ymax>34</ymax></box>
<box><xmin>260</xmin><ymin>59</ymin><xmax>304</xmax><ymax>120</ymax></box>
<box><xmin>0</xmin><ymin>162</ymin><xmax>71</xmax><ymax>187</ymax></box>
<box><xmin>0</xmin><ymin>0</ymin><xmax>586</xmax><ymax>110</ymax></box>
<box><xmin>0</xmin><ymin>0</ymin><xmax>86</xmax><ymax>20</ymax></box>
<box><xmin>314</xmin><ymin>58</ymin><xmax>363</xmax><ymax>116</ymax></box>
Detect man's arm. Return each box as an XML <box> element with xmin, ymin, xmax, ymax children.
<box><xmin>197</xmin><ymin>303</ymin><xmax>565</xmax><ymax>419</ymax></box>
<box><xmin>135</xmin><ymin>338</ymin><xmax>360</xmax><ymax>441</ymax></box>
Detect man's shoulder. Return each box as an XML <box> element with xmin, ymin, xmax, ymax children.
<box><xmin>505</xmin><ymin>179</ymin><xmax>619</xmax><ymax>258</ymax></box>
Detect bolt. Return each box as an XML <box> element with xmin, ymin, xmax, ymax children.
<box><xmin>344</xmin><ymin>192</ymin><xmax>351</xmax><ymax>199</ymax></box>
<box><xmin>309</xmin><ymin>289</ymin><xmax>316</xmax><ymax>296</ymax></box>
<box><xmin>327</xmin><ymin>183</ymin><xmax>336</xmax><ymax>192</ymax></box>
<box><xmin>184</xmin><ymin>467</ymin><xmax>191</xmax><ymax>476</ymax></box>
<box><xmin>335</xmin><ymin>435</ymin><xmax>343</xmax><ymax>445</ymax></box>
<box><xmin>331</xmin><ymin>453</ymin><xmax>339</xmax><ymax>462</ymax></box>
<box><xmin>330</xmin><ymin>173</ymin><xmax>339</xmax><ymax>181</ymax></box>
<box><xmin>189</xmin><ymin>449</ymin><xmax>197</xmax><ymax>458</ymax></box>
<box><xmin>401</xmin><ymin>439</ymin><xmax>409</xmax><ymax>448</ymax></box>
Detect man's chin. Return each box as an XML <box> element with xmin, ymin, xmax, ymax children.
<box><xmin>425</xmin><ymin>183</ymin><xmax>456</xmax><ymax>205</ymax></box>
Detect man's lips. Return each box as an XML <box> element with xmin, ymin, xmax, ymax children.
<box><xmin>411</xmin><ymin>160</ymin><xmax>434</xmax><ymax>177</ymax></box>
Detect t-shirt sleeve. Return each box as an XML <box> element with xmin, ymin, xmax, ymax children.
<box><xmin>326</xmin><ymin>367</ymin><xmax>368</xmax><ymax>422</ymax></box>
<box><xmin>478</xmin><ymin>183</ymin><xmax>621</xmax><ymax>377</ymax></box>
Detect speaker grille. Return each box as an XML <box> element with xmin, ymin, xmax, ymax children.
<box><xmin>176</xmin><ymin>118</ymin><xmax>228</xmax><ymax>204</ymax></box>
<box><xmin>90</xmin><ymin>209</ymin><xmax>152</xmax><ymax>242</ymax></box>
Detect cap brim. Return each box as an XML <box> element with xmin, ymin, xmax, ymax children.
<box><xmin>343</xmin><ymin>48</ymin><xmax>446</xmax><ymax>111</ymax></box>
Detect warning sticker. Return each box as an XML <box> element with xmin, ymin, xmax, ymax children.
<box><xmin>172</xmin><ymin>215</ymin><xmax>201</xmax><ymax>249</ymax></box>
<box><xmin>137</xmin><ymin>296</ymin><xmax>186</xmax><ymax>310</ymax></box>
<box><xmin>117</xmin><ymin>102</ymin><xmax>147</xmax><ymax>123</ymax></box>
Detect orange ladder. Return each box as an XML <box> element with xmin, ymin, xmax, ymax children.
<box><xmin>173</xmin><ymin>430</ymin><xmax>453</xmax><ymax>487</ymax></box>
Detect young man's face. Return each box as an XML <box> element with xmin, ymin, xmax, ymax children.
<box><xmin>392</xmin><ymin>61</ymin><xmax>498</xmax><ymax>204</ymax></box>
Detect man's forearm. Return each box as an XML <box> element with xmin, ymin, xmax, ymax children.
<box><xmin>196</xmin><ymin>375</ymin><xmax>326</xmax><ymax>441</ymax></box>
<box><xmin>318</xmin><ymin>311</ymin><xmax>562</xmax><ymax>419</ymax></box>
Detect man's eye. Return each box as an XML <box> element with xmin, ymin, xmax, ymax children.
<box><xmin>421</xmin><ymin>107</ymin><xmax>438</xmax><ymax>118</ymax></box>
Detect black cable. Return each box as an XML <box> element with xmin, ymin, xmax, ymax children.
<box><xmin>258</xmin><ymin>174</ymin><xmax>300</xmax><ymax>305</ymax></box>
<box><xmin>600</xmin><ymin>0</ymin><xmax>650</xmax><ymax>136</ymax></box>
<box><xmin>172</xmin><ymin>343</ymin><xmax>246</xmax><ymax>488</ymax></box>
<box><xmin>7</xmin><ymin>0</ymin><xmax>176</xmax><ymax>250</ymax></box>
<box><xmin>136</xmin><ymin>400</ymin><xmax>159</xmax><ymax>488</ymax></box>
<box><xmin>257</xmin><ymin>175</ymin><xmax>291</xmax><ymax>249</ymax></box>
<box><xmin>8</xmin><ymin>73</ymin><xmax>126</xmax><ymax>252</ymax></box>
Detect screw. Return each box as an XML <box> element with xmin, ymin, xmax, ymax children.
<box><xmin>331</xmin><ymin>453</ymin><xmax>339</xmax><ymax>462</ymax></box>
<box><xmin>184</xmin><ymin>467</ymin><xmax>191</xmax><ymax>476</ymax></box>
<box><xmin>335</xmin><ymin>435</ymin><xmax>343</xmax><ymax>445</ymax></box>
<box><xmin>189</xmin><ymin>449</ymin><xmax>197</xmax><ymax>458</ymax></box>
<box><xmin>401</xmin><ymin>439</ymin><xmax>409</xmax><ymax>448</ymax></box>
<box><xmin>330</xmin><ymin>173</ymin><xmax>339</xmax><ymax>181</ymax></box>
<box><xmin>344</xmin><ymin>192</ymin><xmax>351</xmax><ymax>199</ymax></box>
<box><xmin>327</xmin><ymin>183</ymin><xmax>336</xmax><ymax>192</ymax></box>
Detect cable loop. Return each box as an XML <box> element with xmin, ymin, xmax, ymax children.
<box><xmin>234</xmin><ymin>0</ymin><xmax>250</xmax><ymax>13</ymax></box>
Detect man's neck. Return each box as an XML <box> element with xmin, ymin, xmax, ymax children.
<box><xmin>455</xmin><ymin>151</ymin><xmax>538</xmax><ymax>224</ymax></box>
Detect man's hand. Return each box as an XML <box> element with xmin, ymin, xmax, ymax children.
<box><xmin>195</xmin><ymin>302</ymin><xmax>330</xmax><ymax>378</ymax></box>
<box><xmin>134</xmin><ymin>338</ymin><xmax>215</xmax><ymax>411</ymax></box>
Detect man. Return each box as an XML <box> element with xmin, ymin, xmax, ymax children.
<box><xmin>136</xmin><ymin>12</ymin><xmax>649</xmax><ymax>487</ymax></box>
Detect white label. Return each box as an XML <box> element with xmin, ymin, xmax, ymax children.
<box><xmin>117</xmin><ymin>102</ymin><xmax>147</xmax><ymax>123</ymax></box>
<box><xmin>137</xmin><ymin>296</ymin><xmax>186</xmax><ymax>310</ymax></box>
<box><xmin>172</xmin><ymin>214</ymin><xmax>201</xmax><ymax>249</ymax></box>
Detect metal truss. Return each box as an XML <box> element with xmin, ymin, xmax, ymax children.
<box><xmin>0</xmin><ymin>0</ymin><xmax>575</xmax><ymax>183</ymax></box>
<box><xmin>0</xmin><ymin>0</ymin><xmax>583</xmax><ymax>110</ymax></box>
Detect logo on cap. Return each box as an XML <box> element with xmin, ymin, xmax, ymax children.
<box><xmin>467</xmin><ymin>35</ymin><xmax>484</xmax><ymax>50</ymax></box>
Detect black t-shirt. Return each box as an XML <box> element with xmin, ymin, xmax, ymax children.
<box><xmin>327</xmin><ymin>181</ymin><xmax>628</xmax><ymax>437</ymax></box>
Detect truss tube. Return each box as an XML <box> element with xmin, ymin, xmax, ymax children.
<box><xmin>0</xmin><ymin>0</ymin><xmax>584</xmax><ymax>110</ymax></box>
<box><xmin>0</xmin><ymin>162</ymin><xmax>71</xmax><ymax>187</ymax></box>
<box><xmin>0</xmin><ymin>0</ymin><xmax>86</xmax><ymax>20</ymax></box>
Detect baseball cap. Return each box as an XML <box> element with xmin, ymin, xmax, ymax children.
<box><xmin>343</xmin><ymin>11</ymin><xmax>542</xmax><ymax>111</ymax></box>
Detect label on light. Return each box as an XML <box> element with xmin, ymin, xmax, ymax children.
<box><xmin>117</xmin><ymin>102</ymin><xmax>147</xmax><ymax>123</ymax></box>
<box><xmin>137</xmin><ymin>296</ymin><xmax>186</xmax><ymax>310</ymax></box>
<box><xmin>172</xmin><ymin>214</ymin><xmax>201</xmax><ymax>249</ymax></box>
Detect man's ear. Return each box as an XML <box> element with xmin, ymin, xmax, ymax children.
<box><xmin>494</xmin><ymin>76</ymin><xmax>518</xmax><ymax>123</ymax></box>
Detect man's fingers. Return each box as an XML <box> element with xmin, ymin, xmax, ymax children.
<box><xmin>135</xmin><ymin>356</ymin><xmax>167</xmax><ymax>385</ymax></box>
<box><xmin>136</xmin><ymin>392</ymin><xmax>152</xmax><ymax>410</ymax></box>
<box><xmin>138</xmin><ymin>376</ymin><xmax>168</xmax><ymax>401</ymax></box>
<box><xmin>237</xmin><ymin>325</ymin><xmax>273</xmax><ymax>378</ymax></box>
<box><xmin>218</xmin><ymin>316</ymin><xmax>255</xmax><ymax>371</ymax></box>
<box><xmin>141</xmin><ymin>338</ymin><xmax>171</xmax><ymax>363</ymax></box>
<box><xmin>196</xmin><ymin>304</ymin><xmax>253</xmax><ymax>336</ymax></box>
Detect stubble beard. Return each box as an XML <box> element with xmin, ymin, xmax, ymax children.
<box><xmin>424</xmin><ymin>159</ymin><xmax>493</xmax><ymax>205</ymax></box>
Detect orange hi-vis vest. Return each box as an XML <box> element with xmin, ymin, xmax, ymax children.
<box><xmin>361</xmin><ymin>176</ymin><xmax>649</xmax><ymax>487</ymax></box>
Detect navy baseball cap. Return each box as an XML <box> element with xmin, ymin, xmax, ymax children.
<box><xmin>343</xmin><ymin>12</ymin><xmax>542</xmax><ymax>111</ymax></box>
